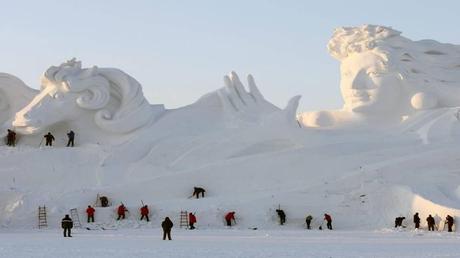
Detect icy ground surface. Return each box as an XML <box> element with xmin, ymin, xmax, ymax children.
<box><xmin>1</xmin><ymin>229</ymin><xmax>459</xmax><ymax>258</ymax></box>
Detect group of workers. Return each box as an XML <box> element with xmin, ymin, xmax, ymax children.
<box><xmin>275</xmin><ymin>209</ymin><xmax>332</xmax><ymax>230</ymax></box>
<box><xmin>5</xmin><ymin>129</ymin><xmax>75</xmax><ymax>147</ymax></box>
<box><xmin>57</xmin><ymin>188</ymin><xmax>457</xmax><ymax>239</ymax></box>
<box><xmin>395</xmin><ymin>213</ymin><xmax>455</xmax><ymax>232</ymax></box>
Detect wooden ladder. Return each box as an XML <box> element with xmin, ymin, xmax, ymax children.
<box><xmin>70</xmin><ymin>208</ymin><xmax>82</xmax><ymax>228</ymax></box>
<box><xmin>179</xmin><ymin>211</ymin><xmax>188</xmax><ymax>228</ymax></box>
<box><xmin>38</xmin><ymin>206</ymin><xmax>47</xmax><ymax>229</ymax></box>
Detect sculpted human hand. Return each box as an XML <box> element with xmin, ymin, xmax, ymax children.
<box><xmin>218</xmin><ymin>71</ymin><xmax>300</xmax><ymax>126</ymax></box>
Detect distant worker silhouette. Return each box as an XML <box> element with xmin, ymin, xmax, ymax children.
<box><xmin>44</xmin><ymin>132</ymin><xmax>55</xmax><ymax>146</ymax></box>
<box><xmin>67</xmin><ymin>130</ymin><xmax>75</xmax><ymax>147</ymax></box>
<box><xmin>192</xmin><ymin>187</ymin><xmax>206</xmax><ymax>199</ymax></box>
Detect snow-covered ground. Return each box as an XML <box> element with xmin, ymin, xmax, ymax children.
<box><xmin>1</xmin><ymin>228</ymin><xmax>459</xmax><ymax>258</ymax></box>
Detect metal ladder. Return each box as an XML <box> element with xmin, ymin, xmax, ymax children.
<box><xmin>38</xmin><ymin>206</ymin><xmax>47</xmax><ymax>229</ymax></box>
<box><xmin>179</xmin><ymin>211</ymin><xmax>188</xmax><ymax>228</ymax></box>
<box><xmin>70</xmin><ymin>208</ymin><xmax>82</xmax><ymax>228</ymax></box>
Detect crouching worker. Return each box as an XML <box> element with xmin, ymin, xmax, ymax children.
<box><xmin>192</xmin><ymin>187</ymin><xmax>206</xmax><ymax>199</ymax></box>
<box><xmin>189</xmin><ymin>212</ymin><xmax>197</xmax><ymax>229</ymax></box>
<box><xmin>394</xmin><ymin>217</ymin><xmax>405</xmax><ymax>228</ymax></box>
<box><xmin>225</xmin><ymin>211</ymin><xmax>236</xmax><ymax>227</ymax></box>
<box><xmin>61</xmin><ymin>214</ymin><xmax>73</xmax><ymax>237</ymax></box>
<box><xmin>161</xmin><ymin>217</ymin><xmax>173</xmax><ymax>240</ymax></box>
<box><xmin>276</xmin><ymin>209</ymin><xmax>286</xmax><ymax>225</ymax></box>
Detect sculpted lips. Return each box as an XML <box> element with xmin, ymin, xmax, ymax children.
<box><xmin>345</xmin><ymin>90</ymin><xmax>371</xmax><ymax>103</ymax></box>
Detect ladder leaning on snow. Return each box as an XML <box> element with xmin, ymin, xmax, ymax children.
<box><xmin>179</xmin><ymin>211</ymin><xmax>188</xmax><ymax>229</ymax></box>
<box><xmin>38</xmin><ymin>206</ymin><xmax>47</xmax><ymax>229</ymax></box>
<box><xmin>70</xmin><ymin>208</ymin><xmax>82</xmax><ymax>228</ymax></box>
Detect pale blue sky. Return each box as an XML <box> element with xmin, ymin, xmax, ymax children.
<box><xmin>0</xmin><ymin>0</ymin><xmax>459</xmax><ymax>111</ymax></box>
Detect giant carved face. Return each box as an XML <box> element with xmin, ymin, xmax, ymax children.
<box><xmin>340</xmin><ymin>51</ymin><xmax>403</xmax><ymax>115</ymax></box>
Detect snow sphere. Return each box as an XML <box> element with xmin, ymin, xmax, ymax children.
<box><xmin>411</xmin><ymin>92</ymin><xmax>438</xmax><ymax>110</ymax></box>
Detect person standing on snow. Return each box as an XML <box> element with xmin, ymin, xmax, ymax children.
<box><xmin>61</xmin><ymin>214</ymin><xmax>73</xmax><ymax>237</ymax></box>
<box><xmin>413</xmin><ymin>212</ymin><xmax>420</xmax><ymax>229</ymax></box>
<box><xmin>188</xmin><ymin>212</ymin><xmax>197</xmax><ymax>229</ymax></box>
<box><xmin>225</xmin><ymin>212</ymin><xmax>236</xmax><ymax>227</ymax></box>
<box><xmin>86</xmin><ymin>205</ymin><xmax>95</xmax><ymax>223</ymax></box>
<box><xmin>445</xmin><ymin>215</ymin><xmax>454</xmax><ymax>232</ymax></box>
<box><xmin>66</xmin><ymin>130</ymin><xmax>75</xmax><ymax>147</ymax></box>
<box><xmin>44</xmin><ymin>132</ymin><xmax>55</xmax><ymax>146</ymax></box>
<box><xmin>140</xmin><ymin>205</ymin><xmax>149</xmax><ymax>222</ymax></box>
<box><xmin>426</xmin><ymin>215</ymin><xmax>435</xmax><ymax>231</ymax></box>
<box><xmin>161</xmin><ymin>217</ymin><xmax>173</xmax><ymax>240</ymax></box>
<box><xmin>117</xmin><ymin>204</ymin><xmax>128</xmax><ymax>220</ymax></box>
<box><xmin>324</xmin><ymin>213</ymin><xmax>333</xmax><ymax>230</ymax></box>
<box><xmin>305</xmin><ymin>215</ymin><xmax>313</xmax><ymax>229</ymax></box>
<box><xmin>6</xmin><ymin>129</ymin><xmax>16</xmax><ymax>146</ymax></box>
<box><xmin>276</xmin><ymin>209</ymin><xmax>286</xmax><ymax>225</ymax></box>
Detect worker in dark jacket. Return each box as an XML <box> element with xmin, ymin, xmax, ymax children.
<box><xmin>394</xmin><ymin>217</ymin><xmax>405</xmax><ymax>228</ymax></box>
<box><xmin>276</xmin><ymin>209</ymin><xmax>286</xmax><ymax>225</ymax></box>
<box><xmin>44</xmin><ymin>132</ymin><xmax>55</xmax><ymax>146</ymax></box>
<box><xmin>426</xmin><ymin>215</ymin><xmax>435</xmax><ymax>231</ymax></box>
<box><xmin>413</xmin><ymin>212</ymin><xmax>420</xmax><ymax>229</ymax></box>
<box><xmin>192</xmin><ymin>187</ymin><xmax>206</xmax><ymax>199</ymax></box>
<box><xmin>305</xmin><ymin>215</ymin><xmax>313</xmax><ymax>229</ymax></box>
<box><xmin>6</xmin><ymin>129</ymin><xmax>16</xmax><ymax>146</ymax></box>
<box><xmin>161</xmin><ymin>217</ymin><xmax>173</xmax><ymax>240</ymax></box>
<box><xmin>66</xmin><ymin>130</ymin><xmax>75</xmax><ymax>147</ymax></box>
<box><xmin>446</xmin><ymin>215</ymin><xmax>454</xmax><ymax>232</ymax></box>
<box><xmin>61</xmin><ymin>214</ymin><xmax>73</xmax><ymax>237</ymax></box>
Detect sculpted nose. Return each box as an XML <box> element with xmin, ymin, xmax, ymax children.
<box><xmin>350</xmin><ymin>72</ymin><xmax>366</xmax><ymax>90</ymax></box>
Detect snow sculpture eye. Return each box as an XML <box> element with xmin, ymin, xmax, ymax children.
<box><xmin>367</xmin><ymin>70</ymin><xmax>382</xmax><ymax>77</ymax></box>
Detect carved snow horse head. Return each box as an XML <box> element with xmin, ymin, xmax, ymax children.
<box><xmin>13</xmin><ymin>58</ymin><xmax>153</xmax><ymax>134</ymax></box>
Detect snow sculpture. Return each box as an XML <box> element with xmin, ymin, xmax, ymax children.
<box><xmin>0</xmin><ymin>73</ymin><xmax>37</xmax><ymax>126</ymax></box>
<box><xmin>196</xmin><ymin>71</ymin><xmax>301</xmax><ymax>126</ymax></box>
<box><xmin>13</xmin><ymin>58</ymin><xmax>163</xmax><ymax>138</ymax></box>
<box><xmin>300</xmin><ymin>25</ymin><xmax>460</xmax><ymax>127</ymax></box>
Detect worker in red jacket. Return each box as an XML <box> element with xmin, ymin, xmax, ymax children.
<box><xmin>140</xmin><ymin>205</ymin><xmax>150</xmax><ymax>222</ymax></box>
<box><xmin>117</xmin><ymin>204</ymin><xmax>128</xmax><ymax>220</ymax></box>
<box><xmin>86</xmin><ymin>205</ymin><xmax>95</xmax><ymax>223</ymax></box>
<box><xmin>189</xmin><ymin>213</ymin><xmax>197</xmax><ymax>229</ymax></box>
<box><xmin>324</xmin><ymin>213</ymin><xmax>333</xmax><ymax>230</ymax></box>
<box><xmin>225</xmin><ymin>211</ymin><xmax>236</xmax><ymax>227</ymax></box>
